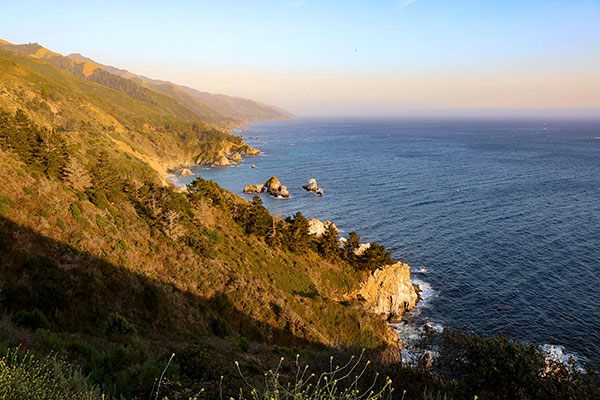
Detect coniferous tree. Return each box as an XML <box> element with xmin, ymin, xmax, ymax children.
<box><xmin>245</xmin><ymin>197</ymin><xmax>272</xmax><ymax>236</ymax></box>
<box><xmin>283</xmin><ymin>211</ymin><xmax>310</xmax><ymax>251</ymax></box>
<box><xmin>344</xmin><ymin>231</ymin><xmax>361</xmax><ymax>262</ymax></box>
<box><xmin>38</xmin><ymin>130</ymin><xmax>68</xmax><ymax>178</ymax></box>
<box><xmin>359</xmin><ymin>242</ymin><xmax>394</xmax><ymax>271</ymax></box>
<box><xmin>318</xmin><ymin>223</ymin><xmax>340</xmax><ymax>258</ymax></box>
<box><xmin>162</xmin><ymin>209</ymin><xmax>185</xmax><ymax>240</ymax></box>
<box><xmin>62</xmin><ymin>156</ymin><xmax>92</xmax><ymax>192</ymax></box>
<box><xmin>91</xmin><ymin>151</ymin><xmax>123</xmax><ymax>193</ymax></box>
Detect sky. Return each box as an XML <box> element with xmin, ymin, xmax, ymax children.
<box><xmin>1</xmin><ymin>0</ymin><xmax>599</xmax><ymax>117</ymax></box>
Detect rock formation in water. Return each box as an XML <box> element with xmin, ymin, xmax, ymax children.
<box><xmin>264</xmin><ymin>176</ymin><xmax>290</xmax><ymax>198</ymax></box>
<box><xmin>180</xmin><ymin>168</ymin><xmax>194</xmax><ymax>177</ymax></box>
<box><xmin>303</xmin><ymin>178</ymin><xmax>324</xmax><ymax>195</ymax></box>
<box><xmin>243</xmin><ymin>184</ymin><xmax>265</xmax><ymax>193</ymax></box>
<box><xmin>347</xmin><ymin>262</ymin><xmax>418</xmax><ymax>323</ymax></box>
<box><xmin>242</xmin><ymin>177</ymin><xmax>290</xmax><ymax>198</ymax></box>
<box><xmin>211</xmin><ymin>152</ymin><xmax>231</xmax><ymax>167</ymax></box>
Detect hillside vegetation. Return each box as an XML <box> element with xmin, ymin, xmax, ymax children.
<box><xmin>0</xmin><ymin>43</ymin><xmax>599</xmax><ymax>400</ymax></box>
<box><xmin>0</xmin><ymin>40</ymin><xmax>290</xmax><ymax>127</ymax></box>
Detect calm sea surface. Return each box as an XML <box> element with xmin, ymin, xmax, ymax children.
<box><xmin>175</xmin><ymin>117</ymin><xmax>600</xmax><ymax>366</ymax></box>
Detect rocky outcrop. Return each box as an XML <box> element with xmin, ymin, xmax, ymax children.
<box><xmin>355</xmin><ymin>243</ymin><xmax>371</xmax><ymax>256</ymax></box>
<box><xmin>180</xmin><ymin>168</ymin><xmax>194</xmax><ymax>177</ymax></box>
<box><xmin>303</xmin><ymin>178</ymin><xmax>324</xmax><ymax>196</ymax></box>
<box><xmin>195</xmin><ymin>140</ymin><xmax>260</xmax><ymax>167</ymax></box>
<box><xmin>264</xmin><ymin>176</ymin><xmax>290</xmax><ymax>198</ymax></box>
<box><xmin>347</xmin><ymin>262</ymin><xmax>418</xmax><ymax>323</ymax></box>
<box><xmin>228</xmin><ymin>152</ymin><xmax>243</xmax><ymax>162</ymax></box>
<box><xmin>238</xmin><ymin>145</ymin><xmax>260</xmax><ymax>156</ymax></box>
<box><xmin>242</xmin><ymin>177</ymin><xmax>290</xmax><ymax>198</ymax></box>
<box><xmin>211</xmin><ymin>152</ymin><xmax>231</xmax><ymax>167</ymax></box>
<box><xmin>243</xmin><ymin>184</ymin><xmax>264</xmax><ymax>193</ymax></box>
<box><xmin>307</xmin><ymin>218</ymin><xmax>337</xmax><ymax>237</ymax></box>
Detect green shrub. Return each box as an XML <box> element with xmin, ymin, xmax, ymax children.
<box><xmin>0</xmin><ymin>348</ymin><xmax>102</xmax><ymax>400</ymax></box>
<box><xmin>212</xmin><ymin>317</ymin><xmax>232</xmax><ymax>338</ymax></box>
<box><xmin>0</xmin><ymin>195</ymin><xmax>14</xmax><ymax>216</ymax></box>
<box><xmin>12</xmin><ymin>309</ymin><xmax>50</xmax><ymax>330</ymax></box>
<box><xmin>104</xmin><ymin>312</ymin><xmax>137</xmax><ymax>336</ymax></box>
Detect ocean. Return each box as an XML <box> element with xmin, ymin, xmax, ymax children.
<box><xmin>173</xmin><ymin>117</ymin><xmax>600</xmax><ymax>366</ymax></box>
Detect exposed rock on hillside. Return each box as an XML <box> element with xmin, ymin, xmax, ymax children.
<box><xmin>242</xmin><ymin>176</ymin><xmax>290</xmax><ymax>198</ymax></box>
<box><xmin>307</xmin><ymin>218</ymin><xmax>337</xmax><ymax>237</ymax></box>
<box><xmin>347</xmin><ymin>262</ymin><xmax>418</xmax><ymax>323</ymax></box>
<box><xmin>228</xmin><ymin>152</ymin><xmax>242</xmax><ymax>162</ymax></box>
<box><xmin>211</xmin><ymin>153</ymin><xmax>231</xmax><ymax>167</ymax></box>
<box><xmin>303</xmin><ymin>178</ymin><xmax>324</xmax><ymax>195</ymax></box>
<box><xmin>339</xmin><ymin>237</ymin><xmax>372</xmax><ymax>255</ymax></box>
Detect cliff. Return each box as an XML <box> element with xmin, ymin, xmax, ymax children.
<box><xmin>348</xmin><ymin>262</ymin><xmax>418</xmax><ymax>323</ymax></box>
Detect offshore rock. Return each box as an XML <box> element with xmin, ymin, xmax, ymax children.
<box><xmin>347</xmin><ymin>262</ymin><xmax>418</xmax><ymax>323</ymax></box>
<box><xmin>179</xmin><ymin>168</ymin><xmax>193</xmax><ymax>177</ymax></box>
<box><xmin>243</xmin><ymin>184</ymin><xmax>264</xmax><ymax>193</ymax></box>
<box><xmin>243</xmin><ymin>177</ymin><xmax>290</xmax><ymax>198</ymax></box>
<box><xmin>303</xmin><ymin>178</ymin><xmax>324</xmax><ymax>195</ymax></box>
<box><xmin>264</xmin><ymin>176</ymin><xmax>290</xmax><ymax>198</ymax></box>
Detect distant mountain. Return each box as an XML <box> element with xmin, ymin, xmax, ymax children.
<box><xmin>67</xmin><ymin>52</ymin><xmax>291</xmax><ymax>124</ymax></box>
<box><xmin>0</xmin><ymin>40</ymin><xmax>290</xmax><ymax>126</ymax></box>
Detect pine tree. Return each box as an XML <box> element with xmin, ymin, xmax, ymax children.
<box><xmin>162</xmin><ymin>209</ymin><xmax>185</xmax><ymax>240</ymax></box>
<box><xmin>318</xmin><ymin>223</ymin><xmax>340</xmax><ymax>257</ymax></box>
<box><xmin>62</xmin><ymin>156</ymin><xmax>92</xmax><ymax>192</ymax></box>
<box><xmin>344</xmin><ymin>231</ymin><xmax>361</xmax><ymax>261</ymax></box>
<box><xmin>91</xmin><ymin>151</ymin><xmax>123</xmax><ymax>193</ymax></box>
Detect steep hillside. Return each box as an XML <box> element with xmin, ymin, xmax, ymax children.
<box><xmin>0</xmin><ymin>47</ymin><xmax>257</xmax><ymax>178</ymax></box>
<box><xmin>67</xmin><ymin>52</ymin><xmax>292</xmax><ymax>123</ymax></box>
<box><xmin>0</xmin><ymin>105</ymin><xmax>399</xmax><ymax>398</ymax></box>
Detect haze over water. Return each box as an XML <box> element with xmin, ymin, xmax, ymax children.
<box><xmin>176</xmin><ymin>117</ymin><xmax>600</xmax><ymax>366</ymax></box>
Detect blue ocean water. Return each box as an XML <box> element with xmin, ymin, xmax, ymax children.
<box><xmin>175</xmin><ymin>117</ymin><xmax>600</xmax><ymax>366</ymax></box>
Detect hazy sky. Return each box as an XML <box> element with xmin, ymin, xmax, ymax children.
<box><xmin>1</xmin><ymin>0</ymin><xmax>599</xmax><ymax>116</ymax></box>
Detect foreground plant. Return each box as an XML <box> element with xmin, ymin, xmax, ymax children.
<box><xmin>0</xmin><ymin>348</ymin><xmax>102</xmax><ymax>400</ymax></box>
<box><xmin>229</xmin><ymin>351</ymin><xmax>396</xmax><ymax>400</ymax></box>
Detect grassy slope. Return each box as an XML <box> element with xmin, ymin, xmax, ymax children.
<box><xmin>0</xmin><ymin>147</ymin><xmax>390</xmax><ymax>348</ymax></box>
<box><xmin>0</xmin><ymin>48</ymin><xmax>242</xmax><ymax>177</ymax></box>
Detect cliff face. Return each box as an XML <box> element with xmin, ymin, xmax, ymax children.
<box><xmin>348</xmin><ymin>262</ymin><xmax>418</xmax><ymax>323</ymax></box>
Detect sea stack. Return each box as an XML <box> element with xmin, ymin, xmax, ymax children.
<box><xmin>264</xmin><ymin>176</ymin><xmax>290</xmax><ymax>198</ymax></box>
<box><xmin>179</xmin><ymin>168</ymin><xmax>194</xmax><ymax>177</ymax></box>
<box><xmin>303</xmin><ymin>178</ymin><xmax>324</xmax><ymax>195</ymax></box>
<box><xmin>243</xmin><ymin>177</ymin><xmax>290</xmax><ymax>198</ymax></box>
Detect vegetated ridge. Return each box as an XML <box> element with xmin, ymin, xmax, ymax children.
<box><xmin>0</xmin><ymin>40</ymin><xmax>598</xmax><ymax>400</ymax></box>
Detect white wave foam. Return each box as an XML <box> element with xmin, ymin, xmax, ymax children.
<box><xmin>415</xmin><ymin>267</ymin><xmax>429</xmax><ymax>274</ymax></box>
<box><xmin>422</xmin><ymin>321</ymin><xmax>444</xmax><ymax>333</ymax></box>
<box><xmin>412</xmin><ymin>278</ymin><xmax>436</xmax><ymax>304</ymax></box>
<box><xmin>542</xmin><ymin>344</ymin><xmax>579</xmax><ymax>365</ymax></box>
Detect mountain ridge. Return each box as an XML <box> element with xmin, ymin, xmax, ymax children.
<box><xmin>66</xmin><ymin>51</ymin><xmax>292</xmax><ymax>123</ymax></box>
<box><xmin>0</xmin><ymin>39</ymin><xmax>291</xmax><ymax>127</ymax></box>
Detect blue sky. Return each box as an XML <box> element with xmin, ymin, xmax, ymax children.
<box><xmin>1</xmin><ymin>0</ymin><xmax>599</xmax><ymax>116</ymax></box>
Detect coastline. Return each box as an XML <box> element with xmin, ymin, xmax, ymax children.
<box><xmin>168</xmin><ymin>119</ymin><xmax>424</xmax><ymax>337</ymax></box>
